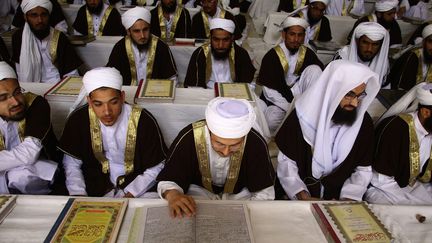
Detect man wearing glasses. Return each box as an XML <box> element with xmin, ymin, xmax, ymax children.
<box><xmin>275</xmin><ymin>60</ymin><xmax>380</xmax><ymax>201</ymax></box>
<box><xmin>299</xmin><ymin>0</ymin><xmax>332</xmax><ymax>42</ymax></box>
<box><xmin>0</xmin><ymin>61</ymin><xmax>63</xmax><ymax>195</ymax></box>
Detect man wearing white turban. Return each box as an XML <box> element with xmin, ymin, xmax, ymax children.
<box><xmin>326</xmin><ymin>0</ymin><xmax>365</xmax><ymax>17</ymax></box>
<box><xmin>184</xmin><ymin>18</ymin><xmax>255</xmax><ymax>88</ymax></box>
<box><xmin>12</xmin><ymin>0</ymin><xmax>83</xmax><ymax>83</ymax></box>
<box><xmin>366</xmin><ymin>82</ymin><xmax>432</xmax><ymax>204</ymax></box>
<box><xmin>390</xmin><ymin>24</ymin><xmax>432</xmax><ymax>90</ymax></box>
<box><xmin>73</xmin><ymin>0</ymin><xmax>125</xmax><ymax>36</ymax></box>
<box><xmin>257</xmin><ymin>16</ymin><xmax>323</xmax><ymax>133</ymax></box>
<box><xmin>0</xmin><ymin>61</ymin><xmax>63</xmax><ymax>195</ymax></box>
<box><xmin>106</xmin><ymin>7</ymin><xmax>178</xmax><ymax>86</ymax></box>
<box><xmin>59</xmin><ymin>67</ymin><xmax>168</xmax><ymax>198</ymax></box>
<box><xmin>297</xmin><ymin>0</ymin><xmax>332</xmax><ymax>42</ymax></box>
<box><xmin>275</xmin><ymin>60</ymin><xmax>380</xmax><ymax>201</ymax></box>
<box><xmin>334</xmin><ymin>22</ymin><xmax>390</xmax><ymax>87</ymax></box>
<box><xmin>157</xmin><ymin>97</ymin><xmax>275</xmax><ymax>218</ymax></box>
<box><xmin>348</xmin><ymin>0</ymin><xmax>402</xmax><ymax>47</ymax></box>
<box><xmin>149</xmin><ymin>0</ymin><xmax>192</xmax><ymax>41</ymax></box>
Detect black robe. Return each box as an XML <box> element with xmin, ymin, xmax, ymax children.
<box><xmin>275</xmin><ymin>110</ymin><xmax>374</xmax><ymax>200</ymax></box>
<box><xmin>313</xmin><ymin>16</ymin><xmax>332</xmax><ymax>42</ymax></box>
<box><xmin>0</xmin><ymin>36</ymin><xmax>12</xmax><ymax>67</ymax></box>
<box><xmin>184</xmin><ymin>43</ymin><xmax>256</xmax><ymax>88</ymax></box>
<box><xmin>150</xmin><ymin>6</ymin><xmax>192</xmax><ymax>39</ymax></box>
<box><xmin>157</xmin><ymin>123</ymin><xmax>275</xmax><ymax>194</ymax></box>
<box><xmin>407</xmin><ymin>22</ymin><xmax>430</xmax><ymax>45</ymax></box>
<box><xmin>347</xmin><ymin>15</ymin><xmax>402</xmax><ymax>46</ymax></box>
<box><xmin>106</xmin><ymin>36</ymin><xmax>178</xmax><ymax>85</ymax></box>
<box><xmin>12</xmin><ymin>0</ymin><xmax>66</xmax><ymax>29</ymax></box>
<box><xmin>374</xmin><ymin>116</ymin><xmax>432</xmax><ymax>188</ymax></box>
<box><xmin>191</xmin><ymin>10</ymin><xmax>241</xmax><ymax>39</ymax></box>
<box><xmin>388</xmin><ymin>47</ymin><xmax>422</xmax><ymax>90</ymax></box>
<box><xmin>277</xmin><ymin>0</ymin><xmax>310</xmax><ymax>12</ymax></box>
<box><xmin>59</xmin><ymin>105</ymin><xmax>168</xmax><ymax>196</ymax></box>
<box><xmin>73</xmin><ymin>5</ymin><xmax>126</xmax><ymax>36</ymax></box>
<box><xmin>257</xmin><ymin>46</ymin><xmax>323</xmax><ymax>103</ymax></box>
<box><xmin>11</xmin><ymin>28</ymin><xmax>83</xmax><ymax>79</ymax></box>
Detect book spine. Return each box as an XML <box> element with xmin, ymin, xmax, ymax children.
<box><xmin>44</xmin><ymin>77</ymin><xmax>68</xmax><ymax>98</ymax></box>
<box><xmin>311</xmin><ymin>203</ymin><xmax>342</xmax><ymax>243</ymax></box>
<box><xmin>43</xmin><ymin>198</ymin><xmax>75</xmax><ymax>243</ymax></box>
<box><xmin>214</xmin><ymin>82</ymin><xmax>219</xmax><ymax>97</ymax></box>
<box><xmin>134</xmin><ymin>79</ymin><xmax>145</xmax><ymax>104</ymax></box>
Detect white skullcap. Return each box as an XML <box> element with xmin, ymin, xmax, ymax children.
<box><xmin>205</xmin><ymin>97</ymin><xmax>256</xmax><ymax>139</ymax></box>
<box><xmin>209</xmin><ymin>18</ymin><xmax>235</xmax><ymax>34</ymax></box>
<box><xmin>417</xmin><ymin>83</ymin><xmax>432</xmax><ymax>105</ymax></box>
<box><xmin>0</xmin><ymin>62</ymin><xmax>17</xmax><ymax>80</ymax></box>
<box><xmin>121</xmin><ymin>7</ymin><xmax>151</xmax><ymax>30</ymax></box>
<box><xmin>310</xmin><ymin>0</ymin><xmax>329</xmax><ymax>6</ymax></box>
<box><xmin>422</xmin><ymin>24</ymin><xmax>432</xmax><ymax>39</ymax></box>
<box><xmin>21</xmin><ymin>0</ymin><xmax>52</xmax><ymax>14</ymax></box>
<box><xmin>281</xmin><ymin>17</ymin><xmax>309</xmax><ymax>30</ymax></box>
<box><xmin>375</xmin><ymin>0</ymin><xmax>398</xmax><ymax>12</ymax></box>
<box><xmin>82</xmin><ymin>67</ymin><xmax>123</xmax><ymax>95</ymax></box>
<box><xmin>354</xmin><ymin>22</ymin><xmax>387</xmax><ymax>41</ymax></box>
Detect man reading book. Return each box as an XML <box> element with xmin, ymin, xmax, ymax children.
<box><xmin>59</xmin><ymin>67</ymin><xmax>168</xmax><ymax>198</ymax></box>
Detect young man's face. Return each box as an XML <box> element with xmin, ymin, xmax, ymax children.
<box><xmin>128</xmin><ymin>20</ymin><xmax>151</xmax><ymax>46</ymax></box>
<box><xmin>210</xmin><ymin>133</ymin><xmax>244</xmax><ymax>157</ymax></box>
<box><xmin>307</xmin><ymin>2</ymin><xmax>326</xmax><ymax>24</ymax></box>
<box><xmin>356</xmin><ymin>35</ymin><xmax>382</xmax><ymax>62</ymax></box>
<box><xmin>0</xmin><ymin>79</ymin><xmax>26</xmax><ymax>121</ymax></box>
<box><xmin>423</xmin><ymin>36</ymin><xmax>432</xmax><ymax>59</ymax></box>
<box><xmin>87</xmin><ymin>87</ymin><xmax>125</xmax><ymax>126</ymax></box>
<box><xmin>25</xmin><ymin>6</ymin><xmax>50</xmax><ymax>32</ymax></box>
<box><xmin>210</xmin><ymin>29</ymin><xmax>233</xmax><ymax>60</ymax></box>
<box><xmin>282</xmin><ymin>26</ymin><xmax>306</xmax><ymax>54</ymax></box>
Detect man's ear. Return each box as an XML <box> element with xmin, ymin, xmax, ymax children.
<box><xmin>420</xmin><ymin>107</ymin><xmax>432</xmax><ymax>119</ymax></box>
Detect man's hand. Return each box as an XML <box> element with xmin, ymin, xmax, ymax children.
<box><xmin>163</xmin><ymin>189</ymin><xmax>196</xmax><ymax>218</ymax></box>
<box><xmin>296</xmin><ymin>190</ymin><xmax>321</xmax><ymax>201</ymax></box>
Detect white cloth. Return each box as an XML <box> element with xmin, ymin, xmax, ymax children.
<box><xmin>21</xmin><ymin>0</ymin><xmax>52</xmax><ymax>14</ymax></box>
<box><xmin>310</xmin><ymin>0</ymin><xmax>329</xmax><ymax>5</ymax></box>
<box><xmin>207</xmin><ymin>54</ymin><xmax>232</xmax><ymax>88</ymax></box>
<box><xmin>294</xmin><ymin>60</ymin><xmax>380</xmax><ymax>179</ymax></box>
<box><xmin>205</xmin><ymin>97</ymin><xmax>256</xmax><ymax>139</ymax></box>
<box><xmin>375</xmin><ymin>0</ymin><xmax>398</xmax><ymax>12</ymax></box>
<box><xmin>337</xmin><ymin>22</ymin><xmax>390</xmax><ymax>86</ymax></box>
<box><xmin>121</xmin><ymin>6</ymin><xmax>151</xmax><ymax>30</ymax></box>
<box><xmin>209</xmin><ymin>18</ymin><xmax>235</xmax><ymax>34</ymax></box>
<box><xmin>82</xmin><ymin>67</ymin><xmax>123</xmax><ymax>94</ymax></box>
<box><xmin>404</xmin><ymin>1</ymin><xmax>428</xmax><ymax>20</ymax></box>
<box><xmin>0</xmin><ymin>0</ymin><xmax>18</xmax><ymax>32</ymax></box>
<box><xmin>281</xmin><ymin>17</ymin><xmax>309</xmax><ymax>30</ymax></box>
<box><xmin>0</xmin><ymin>61</ymin><xmax>16</xmax><ymax>80</ymax></box>
<box><xmin>326</xmin><ymin>0</ymin><xmax>364</xmax><ymax>16</ymax></box>
<box><xmin>422</xmin><ymin>23</ymin><xmax>432</xmax><ymax>39</ymax></box>
<box><xmin>220</xmin><ymin>0</ymin><xmax>240</xmax><ymax>16</ymax></box>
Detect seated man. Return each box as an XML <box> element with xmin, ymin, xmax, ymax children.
<box><xmin>107</xmin><ymin>7</ymin><xmax>178</xmax><ymax>86</ymax></box>
<box><xmin>157</xmin><ymin>97</ymin><xmax>275</xmax><ymax>217</ymax></box>
<box><xmin>334</xmin><ymin>22</ymin><xmax>390</xmax><ymax>87</ymax></box>
<box><xmin>257</xmin><ymin>17</ymin><xmax>323</xmax><ymax>133</ymax></box>
<box><xmin>390</xmin><ymin>24</ymin><xmax>432</xmax><ymax>90</ymax></box>
<box><xmin>0</xmin><ymin>61</ymin><xmax>62</xmax><ymax>195</ymax></box>
<box><xmin>407</xmin><ymin>20</ymin><xmax>431</xmax><ymax>45</ymax></box>
<box><xmin>59</xmin><ymin>67</ymin><xmax>168</xmax><ymax>197</ymax></box>
<box><xmin>277</xmin><ymin>0</ymin><xmax>308</xmax><ymax>13</ymax></box>
<box><xmin>73</xmin><ymin>0</ymin><xmax>126</xmax><ymax>36</ymax></box>
<box><xmin>366</xmin><ymin>82</ymin><xmax>432</xmax><ymax>204</ymax></box>
<box><xmin>191</xmin><ymin>0</ymin><xmax>240</xmax><ymax>39</ymax></box>
<box><xmin>12</xmin><ymin>0</ymin><xmax>83</xmax><ymax>83</ymax></box>
<box><xmin>299</xmin><ymin>0</ymin><xmax>332</xmax><ymax>42</ymax></box>
<box><xmin>275</xmin><ymin>60</ymin><xmax>380</xmax><ymax>201</ymax></box>
<box><xmin>184</xmin><ymin>18</ymin><xmax>255</xmax><ymax>89</ymax></box>
<box><xmin>150</xmin><ymin>0</ymin><xmax>192</xmax><ymax>41</ymax></box>
<box><xmin>326</xmin><ymin>0</ymin><xmax>364</xmax><ymax>17</ymax></box>
<box><xmin>348</xmin><ymin>0</ymin><xmax>402</xmax><ymax>47</ymax></box>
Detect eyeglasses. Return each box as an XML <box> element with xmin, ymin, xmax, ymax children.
<box><xmin>344</xmin><ymin>91</ymin><xmax>367</xmax><ymax>101</ymax></box>
<box><xmin>0</xmin><ymin>88</ymin><xmax>25</xmax><ymax>102</ymax></box>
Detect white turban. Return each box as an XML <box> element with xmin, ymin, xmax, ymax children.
<box><xmin>121</xmin><ymin>7</ymin><xmax>151</xmax><ymax>30</ymax></box>
<box><xmin>82</xmin><ymin>67</ymin><xmax>123</xmax><ymax>95</ymax></box>
<box><xmin>205</xmin><ymin>97</ymin><xmax>256</xmax><ymax>139</ymax></box>
<box><xmin>21</xmin><ymin>0</ymin><xmax>52</xmax><ymax>14</ymax></box>
<box><xmin>281</xmin><ymin>17</ymin><xmax>309</xmax><ymax>30</ymax></box>
<box><xmin>422</xmin><ymin>24</ymin><xmax>432</xmax><ymax>39</ymax></box>
<box><xmin>354</xmin><ymin>21</ymin><xmax>387</xmax><ymax>41</ymax></box>
<box><xmin>310</xmin><ymin>0</ymin><xmax>329</xmax><ymax>6</ymax></box>
<box><xmin>375</xmin><ymin>0</ymin><xmax>398</xmax><ymax>12</ymax></box>
<box><xmin>0</xmin><ymin>62</ymin><xmax>17</xmax><ymax>80</ymax></box>
<box><xmin>209</xmin><ymin>18</ymin><xmax>235</xmax><ymax>34</ymax></box>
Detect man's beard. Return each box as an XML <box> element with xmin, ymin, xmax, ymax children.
<box><xmin>423</xmin><ymin>48</ymin><xmax>432</xmax><ymax>64</ymax></box>
<box><xmin>162</xmin><ymin>2</ymin><xmax>177</xmax><ymax>13</ymax></box>
<box><xmin>212</xmin><ymin>48</ymin><xmax>230</xmax><ymax>60</ymax></box>
<box><xmin>136</xmin><ymin>42</ymin><xmax>149</xmax><ymax>52</ymax></box>
<box><xmin>423</xmin><ymin>115</ymin><xmax>432</xmax><ymax>133</ymax></box>
<box><xmin>3</xmin><ymin>104</ymin><xmax>27</xmax><ymax>122</ymax></box>
<box><xmin>288</xmin><ymin>47</ymin><xmax>299</xmax><ymax>55</ymax></box>
<box><xmin>30</xmin><ymin>26</ymin><xmax>50</xmax><ymax>40</ymax></box>
<box><xmin>357</xmin><ymin>50</ymin><xmax>375</xmax><ymax>62</ymax></box>
<box><xmin>332</xmin><ymin>106</ymin><xmax>357</xmax><ymax>125</ymax></box>
<box><xmin>307</xmin><ymin>10</ymin><xmax>320</xmax><ymax>26</ymax></box>
<box><xmin>87</xmin><ymin>1</ymin><xmax>103</xmax><ymax>15</ymax></box>
<box><xmin>377</xmin><ymin>17</ymin><xmax>392</xmax><ymax>30</ymax></box>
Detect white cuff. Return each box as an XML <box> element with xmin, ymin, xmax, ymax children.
<box><xmin>157</xmin><ymin>181</ymin><xmax>184</xmax><ymax>199</ymax></box>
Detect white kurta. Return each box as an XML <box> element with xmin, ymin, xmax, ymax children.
<box><xmin>366</xmin><ymin>112</ymin><xmax>432</xmax><ymax>205</ymax></box>
<box><xmin>158</xmin><ymin>125</ymin><xmax>275</xmax><ymax>200</ymax></box>
<box><xmin>206</xmin><ymin>53</ymin><xmax>233</xmax><ymax>89</ymax></box>
<box><xmin>326</xmin><ymin>0</ymin><xmax>364</xmax><ymax>17</ymax></box>
<box><xmin>63</xmin><ymin>104</ymin><xmax>164</xmax><ymax>198</ymax></box>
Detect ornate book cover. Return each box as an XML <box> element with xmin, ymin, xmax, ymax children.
<box><xmin>134</xmin><ymin>79</ymin><xmax>175</xmax><ymax>104</ymax></box>
<box><xmin>44</xmin><ymin>76</ymin><xmax>83</xmax><ymax>102</ymax></box>
<box><xmin>44</xmin><ymin>198</ymin><xmax>128</xmax><ymax>243</ymax></box>
<box><xmin>0</xmin><ymin>195</ymin><xmax>17</xmax><ymax>224</ymax></box>
<box><xmin>215</xmin><ymin>83</ymin><xmax>254</xmax><ymax>102</ymax></box>
<box><xmin>311</xmin><ymin>202</ymin><xmax>393</xmax><ymax>243</ymax></box>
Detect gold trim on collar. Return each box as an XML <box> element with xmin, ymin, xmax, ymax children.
<box><xmin>202</xmin><ymin>43</ymin><xmax>213</xmax><ymax>83</ymax></box>
<box><xmin>89</xmin><ymin>106</ymin><xmax>110</xmax><ymax>174</ymax></box>
<box><xmin>86</xmin><ymin>5</ymin><xmax>113</xmax><ymax>36</ymax></box>
<box><xmin>123</xmin><ymin>106</ymin><xmax>141</xmax><ymax>177</ymax></box>
<box><xmin>414</xmin><ymin>48</ymin><xmax>432</xmax><ymax>84</ymax></box>
<box><xmin>274</xmin><ymin>45</ymin><xmax>288</xmax><ymax>74</ymax></box>
<box><xmin>313</xmin><ymin>21</ymin><xmax>322</xmax><ymax>41</ymax></box>
<box><xmin>125</xmin><ymin>36</ymin><xmax>138</xmax><ymax>86</ymax></box>
<box><xmin>49</xmin><ymin>29</ymin><xmax>60</xmax><ymax>65</ymax></box>
<box><xmin>158</xmin><ymin>5</ymin><xmax>183</xmax><ymax>41</ymax></box>
<box><xmin>229</xmin><ymin>44</ymin><xmax>236</xmax><ymax>81</ymax></box>
<box><xmin>295</xmin><ymin>45</ymin><xmax>307</xmax><ymax>75</ymax></box>
<box><xmin>293</xmin><ymin>0</ymin><xmax>307</xmax><ymax>10</ymax></box>
<box><xmin>367</xmin><ymin>14</ymin><xmax>374</xmax><ymax>22</ymax></box>
<box><xmin>137</xmin><ymin>0</ymin><xmax>146</xmax><ymax>6</ymax></box>
<box><xmin>146</xmin><ymin>35</ymin><xmax>158</xmax><ymax>79</ymax></box>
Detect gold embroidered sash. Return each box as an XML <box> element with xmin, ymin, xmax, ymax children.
<box><xmin>125</xmin><ymin>35</ymin><xmax>158</xmax><ymax>85</ymax></box>
<box><xmin>399</xmin><ymin>114</ymin><xmax>432</xmax><ymax>186</ymax></box>
<box><xmin>146</xmin><ymin>35</ymin><xmax>158</xmax><ymax>79</ymax></box>
<box><xmin>367</xmin><ymin>14</ymin><xmax>374</xmax><ymax>22</ymax></box>
<box><xmin>192</xmin><ymin>121</ymin><xmax>246</xmax><ymax>194</ymax></box>
<box><xmin>49</xmin><ymin>29</ymin><xmax>60</xmax><ymax>65</ymax></box>
<box><xmin>137</xmin><ymin>0</ymin><xmax>146</xmax><ymax>6</ymax></box>
<box><xmin>274</xmin><ymin>45</ymin><xmax>307</xmax><ymax>76</ymax></box>
<box><xmin>342</xmin><ymin>0</ymin><xmax>355</xmax><ymax>16</ymax></box>
<box><xmin>0</xmin><ymin>93</ymin><xmax>37</xmax><ymax>151</ymax></box>
<box><xmin>202</xmin><ymin>9</ymin><xmax>226</xmax><ymax>38</ymax></box>
<box><xmin>88</xmin><ymin>105</ymin><xmax>142</xmax><ymax>184</ymax></box>
<box><xmin>202</xmin><ymin>43</ymin><xmax>236</xmax><ymax>83</ymax></box>
<box><xmin>414</xmin><ymin>48</ymin><xmax>432</xmax><ymax>84</ymax></box>
<box><xmin>158</xmin><ymin>5</ymin><xmax>183</xmax><ymax>41</ymax></box>
<box><xmin>293</xmin><ymin>0</ymin><xmax>307</xmax><ymax>10</ymax></box>
<box><xmin>86</xmin><ymin>5</ymin><xmax>114</xmax><ymax>36</ymax></box>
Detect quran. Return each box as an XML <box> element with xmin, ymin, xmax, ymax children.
<box><xmin>134</xmin><ymin>79</ymin><xmax>175</xmax><ymax>104</ymax></box>
<box><xmin>311</xmin><ymin>202</ymin><xmax>393</xmax><ymax>243</ymax></box>
<box><xmin>68</xmin><ymin>35</ymin><xmax>96</xmax><ymax>45</ymax></box>
<box><xmin>215</xmin><ymin>82</ymin><xmax>254</xmax><ymax>102</ymax></box>
<box><xmin>127</xmin><ymin>202</ymin><xmax>254</xmax><ymax>243</ymax></box>
<box><xmin>44</xmin><ymin>198</ymin><xmax>127</xmax><ymax>243</ymax></box>
<box><xmin>44</xmin><ymin>76</ymin><xmax>83</xmax><ymax>102</ymax></box>
<box><xmin>0</xmin><ymin>195</ymin><xmax>17</xmax><ymax>224</ymax></box>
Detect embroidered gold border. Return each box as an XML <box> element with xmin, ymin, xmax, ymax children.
<box><xmin>220</xmin><ymin>9</ymin><xmax>226</xmax><ymax>19</ymax></box>
<box><xmin>414</xmin><ymin>48</ymin><xmax>432</xmax><ymax>84</ymax></box>
<box><xmin>158</xmin><ymin>5</ymin><xmax>167</xmax><ymax>40</ymax></box>
<box><xmin>367</xmin><ymin>14</ymin><xmax>374</xmax><ymax>22</ymax></box>
<box><xmin>229</xmin><ymin>45</ymin><xmax>236</xmax><ymax>81</ymax></box>
<box><xmin>0</xmin><ymin>135</ymin><xmax>4</xmax><ymax>151</ymax></box>
<box><xmin>314</xmin><ymin>21</ymin><xmax>322</xmax><ymax>41</ymax></box>
<box><xmin>192</xmin><ymin>121</ymin><xmax>213</xmax><ymax>193</ymax></box>
<box><xmin>223</xmin><ymin>137</ymin><xmax>246</xmax><ymax>193</ymax></box>
<box><xmin>49</xmin><ymin>29</ymin><xmax>60</xmax><ymax>65</ymax></box>
<box><xmin>399</xmin><ymin>114</ymin><xmax>421</xmax><ymax>186</ymax></box>
<box><xmin>158</xmin><ymin>5</ymin><xmax>183</xmax><ymax>41</ymax></box>
<box><xmin>123</xmin><ymin>106</ymin><xmax>141</xmax><ymax>178</ymax></box>
<box><xmin>274</xmin><ymin>45</ymin><xmax>289</xmax><ymax>74</ymax></box>
<box><xmin>295</xmin><ymin>45</ymin><xmax>307</xmax><ymax>75</ymax></box>
<box><xmin>293</xmin><ymin>0</ymin><xmax>307</xmax><ymax>9</ymax></box>
<box><xmin>125</xmin><ymin>36</ymin><xmax>138</xmax><ymax>86</ymax></box>
<box><xmin>202</xmin><ymin>11</ymin><xmax>210</xmax><ymax>39</ymax></box>
<box><xmin>85</xmin><ymin>8</ymin><xmax>94</xmax><ymax>35</ymax></box>
<box><xmin>89</xmin><ymin>107</ymin><xmax>110</xmax><ymax>174</ymax></box>
<box><xmin>98</xmin><ymin>6</ymin><xmax>113</xmax><ymax>36</ymax></box>
<box><xmin>146</xmin><ymin>35</ymin><xmax>158</xmax><ymax>79</ymax></box>
<box><xmin>202</xmin><ymin>43</ymin><xmax>213</xmax><ymax>83</ymax></box>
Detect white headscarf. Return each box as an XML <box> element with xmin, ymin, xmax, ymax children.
<box><xmin>0</xmin><ymin>62</ymin><xmax>17</xmax><ymax>80</ymax></box>
<box><xmin>209</xmin><ymin>18</ymin><xmax>235</xmax><ymax>34</ymax></box>
<box><xmin>378</xmin><ymin>82</ymin><xmax>432</xmax><ymax>124</ymax></box>
<box><xmin>337</xmin><ymin>22</ymin><xmax>389</xmax><ymax>86</ymax></box>
<box><xmin>295</xmin><ymin>60</ymin><xmax>380</xmax><ymax>179</ymax></box>
<box><xmin>19</xmin><ymin>0</ymin><xmax>53</xmax><ymax>83</ymax></box>
<box><xmin>375</xmin><ymin>0</ymin><xmax>398</xmax><ymax>12</ymax></box>
<box><xmin>422</xmin><ymin>24</ymin><xmax>432</xmax><ymax>39</ymax></box>
<box><xmin>205</xmin><ymin>97</ymin><xmax>256</xmax><ymax>139</ymax></box>
<box><xmin>121</xmin><ymin>7</ymin><xmax>151</xmax><ymax>30</ymax></box>
<box><xmin>310</xmin><ymin>0</ymin><xmax>329</xmax><ymax>6</ymax></box>
<box><xmin>281</xmin><ymin>17</ymin><xmax>309</xmax><ymax>31</ymax></box>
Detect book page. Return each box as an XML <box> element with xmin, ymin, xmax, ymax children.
<box><xmin>219</xmin><ymin>83</ymin><xmax>253</xmax><ymax>101</ymax></box>
<box><xmin>142</xmin><ymin>80</ymin><xmax>173</xmax><ymax>98</ymax></box>
<box><xmin>195</xmin><ymin>203</ymin><xmax>252</xmax><ymax>243</ymax></box>
<box><xmin>52</xmin><ymin>77</ymin><xmax>83</xmax><ymax>95</ymax></box>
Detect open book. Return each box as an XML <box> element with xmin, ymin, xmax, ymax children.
<box><xmin>0</xmin><ymin>195</ymin><xmax>17</xmax><ymax>224</ymax></box>
<box><xmin>44</xmin><ymin>76</ymin><xmax>83</xmax><ymax>102</ymax></box>
<box><xmin>128</xmin><ymin>202</ymin><xmax>254</xmax><ymax>243</ymax></box>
